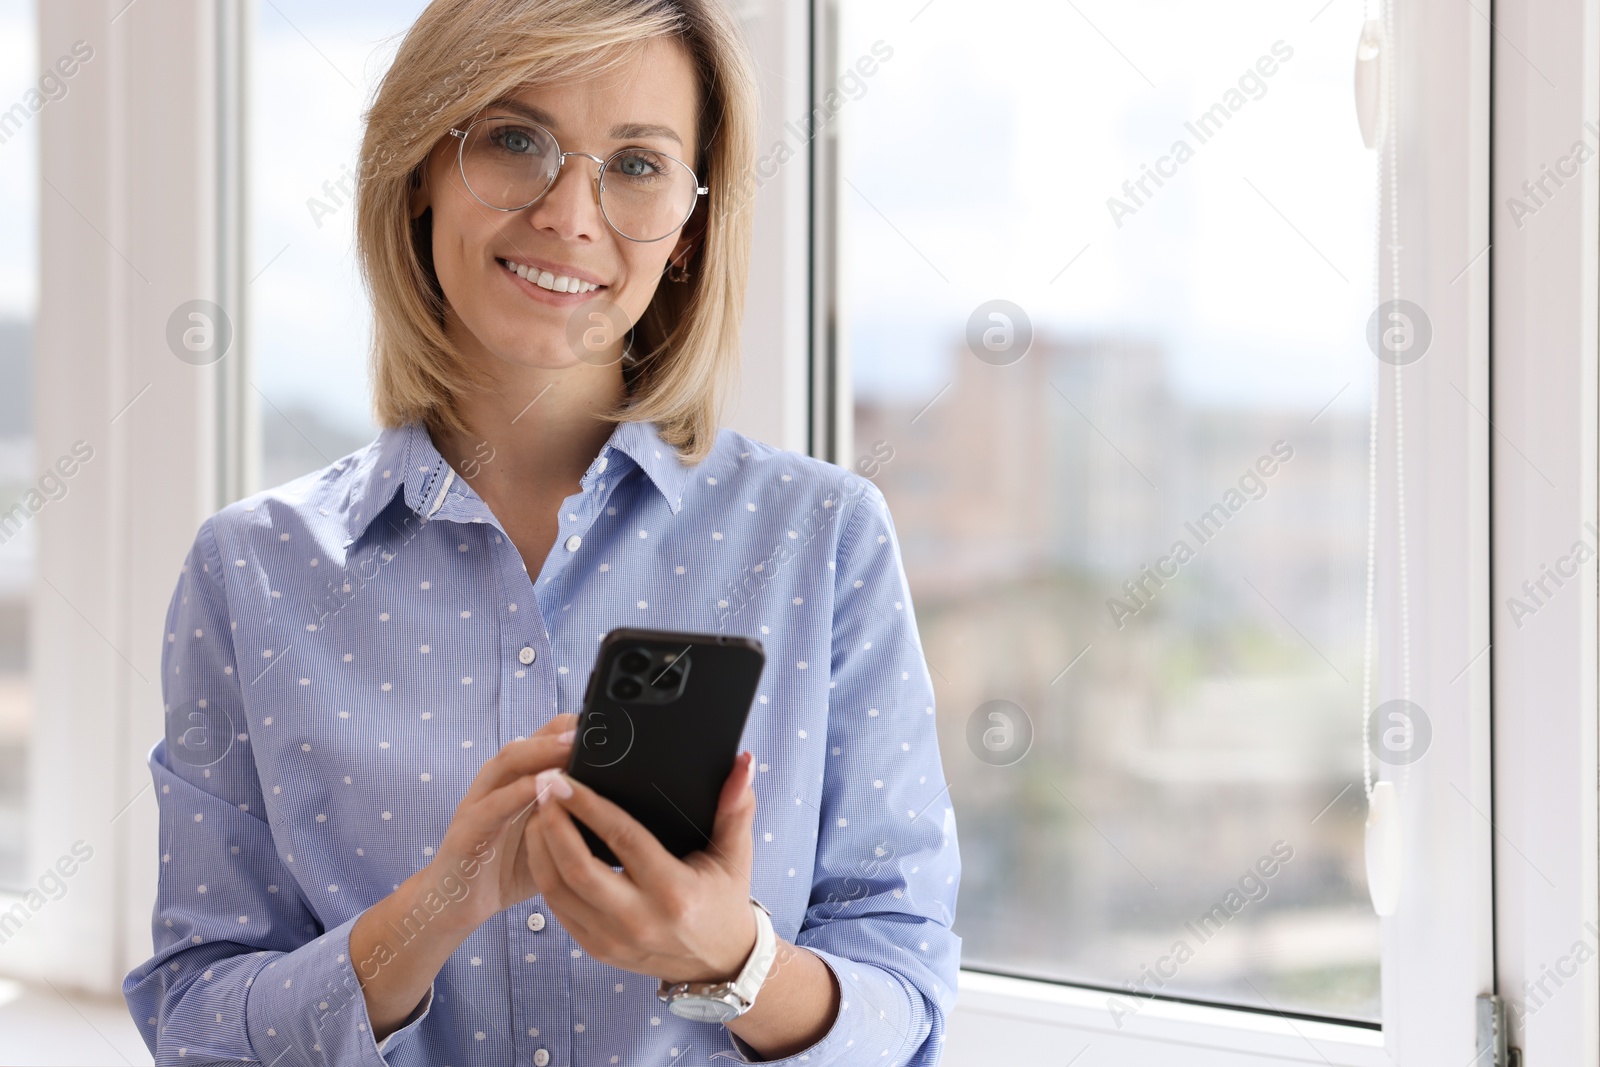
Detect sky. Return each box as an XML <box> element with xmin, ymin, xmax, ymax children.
<box><xmin>248</xmin><ymin>0</ymin><xmax>433</xmax><ymax>437</ymax></box>
<box><xmin>838</xmin><ymin>0</ymin><xmax>1379</xmax><ymax>414</ymax></box>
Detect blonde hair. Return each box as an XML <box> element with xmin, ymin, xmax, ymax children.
<box><xmin>355</xmin><ymin>0</ymin><xmax>760</xmax><ymax>464</ymax></box>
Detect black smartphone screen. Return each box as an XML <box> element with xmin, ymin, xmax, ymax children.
<box><xmin>563</xmin><ymin>628</ymin><xmax>766</xmax><ymax>867</ymax></box>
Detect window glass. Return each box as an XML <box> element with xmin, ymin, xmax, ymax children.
<box><xmin>837</xmin><ymin>0</ymin><xmax>1381</xmax><ymax>1020</ymax></box>
<box><xmin>251</xmin><ymin>1</ymin><xmax>431</xmax><ymax>489</ymax></box>
<box><xmin>0</xmin><ymin>0</ymin><xmax>38</xmax><ymax>891</ymax></box>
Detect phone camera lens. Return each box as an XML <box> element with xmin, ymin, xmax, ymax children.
<box><xmin>610</xmin><ymin>676</ymin><xmax>643</xmax><ymax>701</ymax></box>
<box><xmin>651</xmin><ymin>668</ymin><xmax>684</xmax><ymax>691</ymax></box>
<box><xmin>618</xmin><ymin>649</ymin><xmax>651</xmax><ymax>674</ymax></box>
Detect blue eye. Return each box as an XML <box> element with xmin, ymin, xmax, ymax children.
<box><xmin>611</xmin><ymin>152</ymin><xmax>668</xmax><ymax>182</ymax></box>
<box><xmin>489</xmin><ymin>124</ymin><xmax>549</xmax><ymax>157</ymax></box>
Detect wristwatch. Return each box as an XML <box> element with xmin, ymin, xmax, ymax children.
<box><xmin>657</xmin><ymin>898</ymin><xmax>777</xmax><ymax>1023</ymax></box>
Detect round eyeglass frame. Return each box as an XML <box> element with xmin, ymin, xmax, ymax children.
<box><xmin>446</xmin><ymin>115</ymin><xmax>709</xmax><ymax>243</ymax></box>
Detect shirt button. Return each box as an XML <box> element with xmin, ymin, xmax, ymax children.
<box><xmin>565</xmin><ymin>534</ymin><xmax>581</xmax><ymax>552</ymax></box>
<box><xmin>533</xmin><ymin>1049</ymin><xmax>550</xmax><ymax>1066</ymax></box>
<box><xmin>518</xmin><ymin>646</ymin><xmax>537</xmax><ymax>666</ymax></box>
<box><xmin>526</xmin><ymin>912</ymin><xmax>546</xmax><ymax>932</ymax></box>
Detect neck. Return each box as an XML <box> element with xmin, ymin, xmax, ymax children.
<box><xmin>428</xmin><ymin>343</ymin><xmax>632</xmax><ymax>503</ymax></box>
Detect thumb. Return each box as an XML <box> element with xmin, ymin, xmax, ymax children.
<box><xmin>707</xmin><ymin>751</ymin><xmax>756</xmax><ymax>877</ymax></box>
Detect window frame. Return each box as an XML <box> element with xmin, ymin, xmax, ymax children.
<box><xmin>1490</xmin><ymin>0</ymin><xmax>1600</xmax><ymax>1062</ymax></box>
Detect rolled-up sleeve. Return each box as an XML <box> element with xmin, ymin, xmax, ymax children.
<box><xmin>723</xmin><ymin>478</ymin><xmax>962</xmax><ymax>1066</ymax></box>
<box><xmin>121</xmin><ymin>515</ymin><xmax>434</xmax><ymax>1066</ymax></box>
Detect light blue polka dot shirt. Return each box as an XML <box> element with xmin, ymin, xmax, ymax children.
<box><xmin>121</xmin><ymin>416</ymin><xmax>962</xmax><ymax>1067</ymax></box>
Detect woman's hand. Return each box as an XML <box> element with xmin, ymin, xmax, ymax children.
<box><xmin>419</xmin><ymin>712</ymin><xmax>579</xmax><ymax>933</ymax></box>
<box><xmin>522</xmin><ymin>750</ymin><xmax>759</xmax><ymax>984</ymax></box>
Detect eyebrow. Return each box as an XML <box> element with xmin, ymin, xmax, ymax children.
<box><xmin>486</xmin><ymin>99</ymin><xmax>684</xmax><ymax>148</ymax></box>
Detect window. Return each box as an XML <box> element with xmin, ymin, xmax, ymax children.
<box><xmin>3</xmin><ymin>3</ymin><xmax>1552</xmax><ymax>1064</ymax></box>
<box><xmin>835</xmin><ymin>0</ymin><xmax>1387</xmax><ymax>1022</ymax></box>
<box><xmin>249</xmin><ymin>2</ymin><xmax>430</xmax><ymax>490</ymax></box>
<box><xmin>0</xmin><ymin>0</ymin><xmax>37</xmax><ymax>892</ymax></box>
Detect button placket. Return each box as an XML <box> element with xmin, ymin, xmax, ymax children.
<box><xmin>510</xmin><ymin>896</ymin><xmax>567</xmax><ymax>1065</ymax></box>
<box><xmin>487</xmin><ymin>539</ymin><xmax>566</xmax><ymax>1067</ymax></box>
<box><xmin>508</xmin><ymin>899</ymin><xmax>556</xmax><ymax>1067</ymax></box>
<box><xmin>532</xmin><ymin>475</ymin><xmax>614</xmax><ymax>596</ymax></box>
<box><xmin>493</xmin><ymin>535</ymin><xmax>560</xmax><ymax>775</ymax></box>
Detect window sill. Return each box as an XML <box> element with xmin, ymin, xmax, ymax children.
<box><xmin>948</xmin><ymin>969</ymin><xmax>1388</xmax><ymax>1067</ymax></box>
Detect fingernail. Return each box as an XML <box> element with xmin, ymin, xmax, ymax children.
<box><xmin>744</xmin><ymin>752</ymin><xmax>756</xmax><ymax>789</ymax></box>
<box><xmin>536</xmin><ymin>768</ymin><xmax>573</xmax><ymax>801</ymax></box>
<box><xmin>557</xmin><ymin>728</ymin><xmax>576</xmax><ymax>744</ymax></box>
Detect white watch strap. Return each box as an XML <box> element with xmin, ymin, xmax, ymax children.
<box><xmin>729</xmin><ymin>898</ymin><xmax>777</xmax><ymax>1006</ymax></box>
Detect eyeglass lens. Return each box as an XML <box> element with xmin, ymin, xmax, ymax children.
<box><xmin>459</xmin><ymin>117</ymin><xmax>698</xmax><ymax>242</ymax></box>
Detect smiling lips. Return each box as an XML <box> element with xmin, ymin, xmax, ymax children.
<box><xmin>497</xmin><ymin>257</ymin><xmax>606</xmax><ymax>294</ymax></box>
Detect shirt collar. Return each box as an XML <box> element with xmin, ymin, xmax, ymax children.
<box><xmin>341</xmin><ymin>417</ymin><xmax>692</xmax><ymax>548</ymax></box>
<box><xmin>606</xmin><ymin>416</ymin><xmax>693</xmax><ymax>514</ymax></box>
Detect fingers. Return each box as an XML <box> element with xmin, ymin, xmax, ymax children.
<box><xmin>455</xmin><ymin>717</ymin><xmax>579</xmax><ymax>832</ymax></box>
<box><xmin>703</xmin><ymin>751</ymin><xmax>757</xmax><ymax>879</ymax></box>
<box><xmin>452</xmin><ymin>769</ymin><xmax>558</xmax><ymax>848</ymax></box>
<box><xmin>521</xmin><ymin>805</ymin><xmax>606</xmax><ymax>940</ymax></box>
<box><xmin>463</xmin><ymin>715</ymin><xmax>579</xmax><ymax>801</ymax></box>
<box><xmin>481</xmin><ymin>769</ymin><xmax>556</xmax><ymax>825</ymax></box>
<box><xmin>530</xmin><ymin>784</ymin><xmax>637</xmax><ymax>917</ymax></box>
<box><xmin>536</xmin><ymin>712</ymin><xmax>580</xmax><ymax>737</ymax></box>
<box><xmin>533</xmin><ymin>768</ymin><xmax>679</xmax><ymax>880</ymax></box>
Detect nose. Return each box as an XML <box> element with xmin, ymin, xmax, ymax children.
<box><xmin>521</xmin><ymin>150</ymin><xmax>607</xmax><ymax>241</ymax></box>
<box><xmin>536</xmin><ymin>151</ymin><xmax>605</xmax><ymax>218</ymax></box>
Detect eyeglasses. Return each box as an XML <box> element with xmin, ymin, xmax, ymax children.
<box><xmin>446</xmin><ymin>115</ymin><xmax>708</xmax><ymax>243</ymax></box>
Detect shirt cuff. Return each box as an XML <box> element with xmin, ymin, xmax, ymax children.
<box><xmin>244</xmin><ymin>908</ymin><xmax>436</xmax><ymax>1066</ymax></box>
<box><xmin>712</xmin><ymin>947</ymin><xmax>920</xmax><ymax>1066</ymax></box>
<box><xmin>374</xmin><ymin>985</ymin><xmax>434</xmax><ymax>1054</ymax></box>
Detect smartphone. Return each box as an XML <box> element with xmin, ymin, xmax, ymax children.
<box><xmin>563</xmin><ymin>627</ymin><xmax>766</xmax><ymax>867</ymax></box>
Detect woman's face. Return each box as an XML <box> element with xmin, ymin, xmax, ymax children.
<box><xmin>411</xmin><ymin>38</ymin><xmax>703</xmax><ymax>374</ymax></box>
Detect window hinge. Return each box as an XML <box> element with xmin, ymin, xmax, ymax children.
<box><xmin>1477</xmin><ymin>994</ymin><xmax>1522</xmax><ymax>1067</ymax></box>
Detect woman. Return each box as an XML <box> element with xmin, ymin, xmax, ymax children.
<box><xmin>122</xmin><ymin>1</ymin><xmax>960</xmax><ymax>1064</ymax></box>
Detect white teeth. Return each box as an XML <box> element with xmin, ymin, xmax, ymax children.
<box><xmin>501</xmin><ymin>259</ymin><xmax>600</xmax><ymax>293</ymax></box>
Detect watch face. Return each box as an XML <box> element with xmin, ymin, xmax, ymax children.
<box><xmin>668</xmin><ymin>995</ymin><xmax>741</xmax><ymax>1024</ymax></box>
